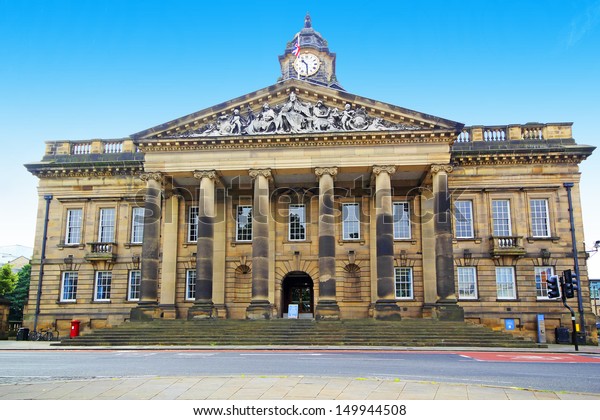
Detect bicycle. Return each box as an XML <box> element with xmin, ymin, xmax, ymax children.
<box><xmin>28</xmin><ymin>328</ymin><xmax>58</xmax><ymax>341</ymax></box>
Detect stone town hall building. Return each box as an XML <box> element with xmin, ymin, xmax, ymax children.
<box><xmin>24</xmin><ymin>16</ymin><xmax>597</xmax><ymax>342</ymax></box>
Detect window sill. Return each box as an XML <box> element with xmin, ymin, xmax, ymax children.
<box><xmin>495</xmin><ymin>298</ymin><xmax>521</xmax><ymax>302</ymax></box>
<box><xmin>123</xmin><ymin>242</ymin><xmax>143</xmax><ymax>249</ymax></box>
<box><xmin>231</xmin><ymin>241</ymin><xmax>252</xmax><ymax>247</ymax></box>
<box><xmin>526</xmin><ymin>236</ymin><xmax>559</xmax><ymax>243</ymax></box>
<box><xmin>338</xmin><ymin>239</ymin><xmax>365</xmax><ymax>245</ymax></box>
<box><xmin>452</xmin><ymin>237</ymin><xmax>483</xmax><ymax>244</ymax></box>
<box><xmin>57</xmin><ymin>243</ymin><xmax>85</xmax><ymax>250</ymax></box>
<box><xmin>92</xmin><ymin>300</ymin><xmax>111</xmax><ymax>303</ymax></box>
<box><xmin>283</xmin><ymin>239</ymin><xmax>312</xmax><ymax>244</ymax></box>
<box><xmin>393</xmin><ymin>239</ymin><xmax>417</xmax><ymax>244</ymax></box>
<box><xmin>57</xmin><ymin>300</ymin><xmax>77</xmax><ymax>304</ymax></box>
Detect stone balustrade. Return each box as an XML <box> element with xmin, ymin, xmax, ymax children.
<box><xmin>455</xmin><ymin>123</ymin><xmax>572</xmax><ymax>143</ymax></box>
<box><xmin>44</xmin><ymin>139</ymin><xmax>136</xmax><ymax>156</ymax></box>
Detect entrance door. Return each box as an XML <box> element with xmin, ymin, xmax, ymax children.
<box><xmin>282</xmin><ymin>273</ymin><xmax>314</xmax><ymax>318</ymax></box>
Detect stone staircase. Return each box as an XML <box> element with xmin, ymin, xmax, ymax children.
<box><xmin>56</xmin><ymin>319</ymin><xmax>543</xmax><ymax>348</ymax></box>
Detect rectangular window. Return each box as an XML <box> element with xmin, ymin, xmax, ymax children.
<box><xmin>94</xmin><ymin>271</ymin><xmax>112</xmax><ymax>301</ymax></box>
<box><xmin>98</xmin><ymin>208</ymin><xmax>116</xmax><ymax>242</ymax></box>
<box><xmin>65</xmin><ymin>209</ymin><xmax>83</xmax><ymax>245</ymax></box>
<box><xmin>236</xmin><ymin>205</ymin><xmax>253</xmax><ymax>242</ymax></box>
<box><xmin>457</xmin><ymin>267</ymin><xmax>477</xmax><ymax>300</ymax></box>
<box><xmin>454</xmin><ymin>200</ymin><xmax>474</xmax><ymax>238</ymax></box>
<box><xmin>535</xmin><ymin>266</ymin><xmax>554</xmax><ymax>299</ymax></box>
<box><xmin>394</xmin><ymin>267</ymin><xmax>413</xmax><ymax>299</ymax></box>
<box><xmin>393</xmin><ymin>202</ymin><xmax>411</xmax><ymax>239</ymax></box>
<box><xmin>186</xmin><ymin>269</ymin><xmax>196</xmax><ymax>301</ymax></box>
<box><xmin>187</xmin><ymin>206</ymin><xmax>199</xmax><ymax>242</ymax></box>
<box><xmin>60</xmin><ymin>272</ymin><xmax>78</xmax><ymax>302</ymax></box>
<box><xmin>530</xmin><ymin>199</ymin><xmax>550</xmax><ymax>237</ymax></box>
<box><xmin>131</xmin><ymin>207</ymin><xmax>145</xmax><ymax>244</ymax></box>
<box><xmin>289</xmin><ymin>204</ymin><xmax>306</xmax><ymax>241</ymax></box>
<box><xmin>128</xmin><ymin>270</ymin><xmax>141</xmax><ymax>301</ymax></box>
<box><xmin>495</xmin><ymin>267</ymin><xmax>516</xmax><ymax>299</ymax></box>
<box><xmin>342</xmin><ymin>203</ymin><xmax>360</xmax><ymax>240</ymax></box>
<box><xmin>492</xmin><ymin>200</ymin><xmax>511</xmax><ymax>236</ymax></box>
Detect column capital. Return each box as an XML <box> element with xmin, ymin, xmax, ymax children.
<box><xmin>193</xmin><ymin>170</ymin><xmax>218</xmax><ymax>180</ymax></box>
<box><xmin>430</xmin><ymin>164</ymin><xmax>454</xmax><ymax>174</ymax></box>
<box><xmin>249</xmin><ymin>168</ymin><xmax>272</xmax><ymax>180</ymax></box>
<box><xmin>372</xmin><ymin>165</ymin><xmax>396</xmax><ymax>176</ymax></box>
<box><xmin>315</xmin><ymin>167</ymin><xmax>338</xmax><ymax>180</ymax></box>
<box><xmin>139</xmin><ymin>171</ymin><xmax>164</xmax><ymax>183</ymax></box>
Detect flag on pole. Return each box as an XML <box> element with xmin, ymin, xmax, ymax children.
<box><xmin>293</xmin><ymin>36</ymin><xmax>300</xmax><ymax>57</ymax></box>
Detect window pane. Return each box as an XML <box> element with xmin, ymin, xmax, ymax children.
<box><xmin>237</xmin><ymin>206</ymin><xmax>253</xmax><ymax>241</ymax></box>
<box><xmin>535</xmin><ymin>266</ymin><xmax>554</xmax><ymax>299</ymax></box>
<box><xmin>61</xmin><ymin>272</ymin><xmax>78</xmax><ymax>302</ymax></box>
<box><xmin>131</xmin><ymin>207</ymin><xmax>145</xmax><ymax>243</ymax></box>
<box><xmin>289</xmin><ymin>204</ymin><xmax>306</xmax><ymax>241</ymax></box>
<box><xmin>128</xmin><ymin>270</ymin><xmax>141</xmax><ymax>301</ymax></box>
<box><xmin>394</xmin><ymin>267</ymin><xmax>413</xmax><ymax>299</ymax></box>
<box><xmin>186</xmin><ymin>270</ymin><xmax>196</xmax><ymax>300</ymax></box>
<box><xmin>95</xmin><ymin>271</ymin><xmax>112</xmax><ymax>301</ymax></box>
<box><xmin>393</xmin><ymin>202</ymin><xmax>411</xmax><ymax>239</ymax></box>
<box><xmin>65</xmin><ymin>209</ymin><xmax>83</xmax><ymax>244</ymax></box>
<box><xmin>495</xmin><ymin>267</ymin><xmax>516</xmax><ymax>299</ymax></box>
<box><xmin>492</xmin><ymin>200</ymin><xmax>511</xmax><ymax>236</ymax></box>
<box><xmin>530</xmin><ymin>199</ymin><xmax>550</xmax><ymax>237</ymax></box>
<box><xmin>188</xmin><ymin>206</ymin><xmax>199</xmax><ymax>242</ymax></box>
<box><xmin>98</xmin><ymin>208</ymin><xmax>116</xmax><ymax>242</ymax></box>
<box><xmin>454</xmin><ymin>201</ymin><xmax>474</xmax><ymax>238</ymax></box>
<box><xmin>342</xmin><ymin>203</ymin><xmax>360</xmax><ymax>240</ymax></box>
<box><xmin>457</xmin><ymin>267</ymin><xmax>477</xmax><ymax>299</ymax></box>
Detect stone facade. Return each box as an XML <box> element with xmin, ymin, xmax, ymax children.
<box><xmin>23</xmin><ymin>18</ymin><xmax>598</xmax><ymax>344</ymax></box>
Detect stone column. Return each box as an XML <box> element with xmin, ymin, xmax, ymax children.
<box><xmin>131</xmin><ymin>172</ymin><xmax>163</xmax><ymax>321</ymax></box>
<box><xmin>159</xmin><ymin>194</ymin><xmax>179</xmax><ymax>319</ymax></box>
<box><xmin>372</xmin><ymin>165</ymin><xmax>402</xmax><ymax>320</ymax></box>
<box><xmin>188</xmin><ymin>170</ymin><xmax>217</xmax><ymax>319</ymax></box>
<box><xmin>314</xmin><ymin>167</ymin><xmax>340</xmax><ymax>320</ymax></box>
<box><xmin>246</xmin><ymin>169</ymin><xmax>272</xmax><ymax>319</ymax></box>
<box><xmin>431</xmin><ymin>164</ymin><xmax>464</xmax><ymax>321</ymax></box>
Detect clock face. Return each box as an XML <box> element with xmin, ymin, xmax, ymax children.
<box><xmin>293</xmin><ymin>53</ymin><xmax>321</xmax><ymax>76</ymax></box>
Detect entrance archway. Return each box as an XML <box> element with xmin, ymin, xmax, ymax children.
<box><xmin>282</xmin><ymin>272</ymin><xmax>314</xmax><ymax>319</ymax></box>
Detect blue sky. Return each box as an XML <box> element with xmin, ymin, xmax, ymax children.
<box><xmin>1</xmin><ymin>0</ymin><xmax>600</xmax><ymax>275</ymax></box>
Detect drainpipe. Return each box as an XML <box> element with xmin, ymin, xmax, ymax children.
<box><xmin>32</xmin><ymin>194</ymin><xmax>52</xmax><ymax>333</ymax></box>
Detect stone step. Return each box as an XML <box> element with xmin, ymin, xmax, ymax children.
<box><xmin>58</xmin><ymin>319</ymin><xmax>542</xmax><ymax>348</ymax></box>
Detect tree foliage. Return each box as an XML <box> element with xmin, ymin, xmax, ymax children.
<box><xmin>5</xmin><ymin>264</ymin><xmax>30</xmax><ymax>321</ymax></box>
<box><xmin>0</xmin><ymin>263</ymin><xmax>17</xmax><ymax>296</ymax></box>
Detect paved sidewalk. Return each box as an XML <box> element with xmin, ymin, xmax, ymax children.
<box><xmin>0</xmin><ymin>375</ymin><xmax>598</xmax><ymax>400</ymax></box>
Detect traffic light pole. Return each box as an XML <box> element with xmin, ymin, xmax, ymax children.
<box><xmin>564</xmin><ymin>182</ymin><xmax>586</xmax><ymax>338</ymax></box>
<box><xmin>560</xmin><ymin>277</ymin><xmax>579</xmax><ymax>352</ymax></box>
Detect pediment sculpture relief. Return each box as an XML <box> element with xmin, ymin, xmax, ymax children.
<box><xmin>167</xmin><ymin>93</ymin><xmax>423</xmax><ymax>137</ymax></box>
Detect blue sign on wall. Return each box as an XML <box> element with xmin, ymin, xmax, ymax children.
<box><xmin>288</xmin><ymin>304</ymin><xmax>299</xmax><ymax>319</ymax></box>
<box><xmin>504</xmin><ymin>319</ymin><xmax>515</xmax><ymax>330</ymax></box>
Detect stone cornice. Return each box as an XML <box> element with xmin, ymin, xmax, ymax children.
<box><xmin>25</xmin><ymin>162</ymin><xmax>143</xmax><ymax>179</ymax></box>
<box><xmin>452</xmin><ymin>149</ymin><xmax>594</xmax><ymax>166</ymax></box>
<box><xmin>136</xmin><ymin>130</ymin><xmax>457</xmax><ymax>153</ymax></box>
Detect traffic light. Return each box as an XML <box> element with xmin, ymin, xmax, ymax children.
<box><xmin>564</xmin><ymin>269</ymin><xmax>578</xmax><ymax>299</ymax></box>
<box><xmin>547</xmin><ymin>275</ymin><xmax>560</xmax><ymax>299</ymax></box>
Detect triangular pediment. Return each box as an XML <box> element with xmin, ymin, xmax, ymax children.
<box><xmin>132</xmin><ymin>79</ymin><xmax>463</xmax><ymax>140</ymax></box>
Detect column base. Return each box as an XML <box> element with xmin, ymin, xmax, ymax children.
<box><xmin>430</xmin><ymin>302</ymin><xmax>464</xmax><ymax>321</ymax></box>
<box><xmin>188</xmin><ymin>301</ymin><xmax>215</xmax><ymax>319</ymax></box>
<box><xmin>246</xmin><ymin>301</ymin><xmax>272</xmax><ymax>320</ymax></box>
<box><xmin>373</xmin><ymin>300</ymin><xmax>402</xmax><ymax>321</ymax></box>
<box><xmin>315</xmin><ymin>301</ymin><xmax>340</xmax><ymax>321</ymax></box>
<box><xmin>158</xmin><ymin>304</ymin><xmax>177</xmax><ymax>320</ymax></box>
<box><xmin>130</xmin><ymin>302</ymin><xmax>161</xmax><ymax>321</ymax></box>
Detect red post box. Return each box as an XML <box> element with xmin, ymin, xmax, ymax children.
<box><xmin>70</xmin><ymin>320</ymin><xmax>81</xmax><ymax>338</ymax></box>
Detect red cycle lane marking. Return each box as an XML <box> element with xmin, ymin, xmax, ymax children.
<box><xmin>460</xmin><ymin>352</ymin><xmax>600</xmax><ymax>363</ymax></box>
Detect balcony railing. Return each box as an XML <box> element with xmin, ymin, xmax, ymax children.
<box><xmin>455</xmin><ymin>123</ymin><xmax>572</xmax><ymax>143</ymax></box>
<box><xmin>85</xmin><ymin>242</ymin><xmax>116</xmax><ymax>261</ymax></box>
<box><xmin>45</xmin><ymin>139</ymin><xmax>137</xmax><ymax>156</ymax></box>
<box><xmin>490</xmin><ymin>236</ymin><xmax>526</xmax><ymax>257</ymax></box>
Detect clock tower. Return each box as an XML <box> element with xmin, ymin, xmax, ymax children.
<box><xmin>279</xmin><ymin>14</ymin><xmax>344</xmax><ymax>90</ymax></box>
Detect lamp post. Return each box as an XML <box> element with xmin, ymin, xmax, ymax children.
<box><xmin>563</xmin><ymin>182</ymin><xmax>586</xmax><ymax>338</ymax></box>
<box><xmin>33</xmin><ymin>194</ymin><xmax>52</xmax><ymax>334</ymax></box>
